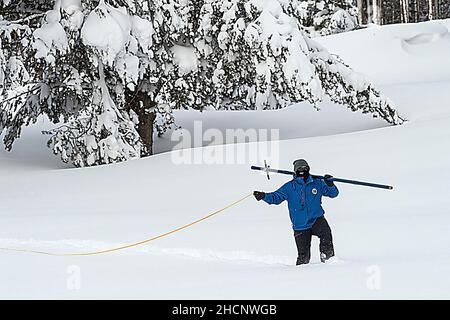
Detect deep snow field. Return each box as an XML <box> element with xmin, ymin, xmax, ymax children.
<box><xmin>1</xmin><ymin>20</ymin><xmax>450</xmax><ymax>299</ymax></box>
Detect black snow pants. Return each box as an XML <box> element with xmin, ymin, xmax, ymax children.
<box><xmin>294</xmin><ymin>216</ymin><xmax>334</xmax><ymax>265</ymax></box>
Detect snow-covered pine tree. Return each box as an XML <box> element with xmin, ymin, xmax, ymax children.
<box><xmin>1</xmin><ymin>0</ymin><xmax>403</xmax><ymax>168</ymax></box>
<box><xmin>42</xmin><ymin>0</ymin><xmax>211</xmax><ymax>166</ymax></box>
<box><xmin>197</xmin><ymin>0</ymin><xmax>401</xmax><ymax>123</ymax></box>
<box><xmin>287</xmin><ymin>0</ymin><xmax>359</xmax><ymax>36</ymax></box>
<box><xmin>1</xmin><ymin>0</ymin><xmax>174</xmax><ymax>166</ymax></box>
<box><xmin>0</xmin><ymin>0</ymin><xmax>146</xmax><ymax>166</ymax></box>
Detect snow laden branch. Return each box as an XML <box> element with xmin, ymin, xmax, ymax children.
<box><xmin>307</xmin><ymin>40</ymin><xmax>402</xmax><ymax>124</ymax></box>
<box><xmin>44</xmin><ymin>61</ymin><xmax>142</xmax><ymax>167</ymax></box>
<box><xmin>0</xmin><ymin>0</ymin><xmax>403</xmax><ymax>168</ymax></box>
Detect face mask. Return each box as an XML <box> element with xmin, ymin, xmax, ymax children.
<box><xmin>296</xmin><ymin>166</ymin><xmax>310</xmax><ymax>178</ymax></box>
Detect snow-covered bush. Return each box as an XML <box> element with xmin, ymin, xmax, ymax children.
<box><xmin>0</xmin><ymin>0</ymin><xmax>402</xmax><ymax>168</ymax></box>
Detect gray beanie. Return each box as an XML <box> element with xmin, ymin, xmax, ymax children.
<box><xmin>293</xmin><ymin>159</ymin><xmax>309</xmax><ymax>172</ymax></box>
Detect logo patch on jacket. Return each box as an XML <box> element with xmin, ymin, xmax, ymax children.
<box><xmin>312</xmin><ymin>188</ymin><xmax>318</xmax><ymax>195</ymax></box>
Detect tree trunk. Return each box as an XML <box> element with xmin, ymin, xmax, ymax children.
<box><xmin>367</xmin><ymin>0</ymin><xmax>372</xmax><ymax>23</ymax></box>
<box><xmin>357</xmin><ymin>0</ymin><xmax>365</xmax><ymax>24</ymax></box>
<box><xmin>413</xmin><ymin>0</ymin><xmax>419</xmax><ymax>22</ymax></box>
<box><xmin>373</xmin><ymin>0</ymin><xmax>382</xmax><ymax>24</ymax></box>
<box><xmin>128</xmin><ymin>89</ymin><xmax>156</xmax><ymax>156</ymax></box>
<box><xmin>429</xmin><ymin>0</ymin><xmax>434</xmax><ymax>20</ymax></box>
<box><xmin>135</xmin><ymin>107</ymin><xmax>156</xmax><ymax>156</ymax></box>
<box><xmin>401</xmin><ymin>0</ymin><xmax>409</xmax><ymax>23</ymax></box>
<box><xmin>435</xmin><ymin>0</ymin><xmax>440</xmax><ymax>18</ymax></box>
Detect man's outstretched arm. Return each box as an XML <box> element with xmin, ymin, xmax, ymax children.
<box><xmin>254</xmin><ymin>184</ymin><xmax>288</xmax><ymax>205</ymax></box>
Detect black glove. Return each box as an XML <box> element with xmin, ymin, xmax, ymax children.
<box><xmin>253</xmin><ymin>191</ymin><xmax>265</xmax><ymax>201</ymax></box>
<box><xmin>323</xmin><ymin>174</ymin><xmax>334</xmax><ymax>187</ymax></box>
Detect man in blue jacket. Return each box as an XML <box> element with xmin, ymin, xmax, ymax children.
<box><xmin>253</xmin><ymin>159</ymin><xmax>339</xmax><ymax>265</ymax></box>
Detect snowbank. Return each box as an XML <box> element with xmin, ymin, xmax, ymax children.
<box><xmin>1</xmin><ymin>108</ymin><xmax>450</xmax><ymax>298</ymax></box>
<box><xmin>317</xmin><ymin>19</ymin><xmax>450</xmax><ymax>84</ymax></box>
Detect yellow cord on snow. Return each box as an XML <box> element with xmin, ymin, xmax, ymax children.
<box><xmin>0</xmin><ymin>193</ymin><xmax>253</xmax><ymax>257</ymax></box>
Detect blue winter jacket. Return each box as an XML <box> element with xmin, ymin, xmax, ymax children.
<box><xmin>263</xmin><ymin>176</ymin><xmax>339</xmax><ymax>231</ymax></box>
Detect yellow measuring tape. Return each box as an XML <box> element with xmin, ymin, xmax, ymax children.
<box><xmin>0</xmin><ymin>193</ymin><xmax>253</xmax><ymax>257</ymax></box>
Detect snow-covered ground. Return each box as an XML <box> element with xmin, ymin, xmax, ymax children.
<box><xmin>1</xmin><ymin>20</ymin><xmax>450</xmax><ymax>299</ymax></box>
